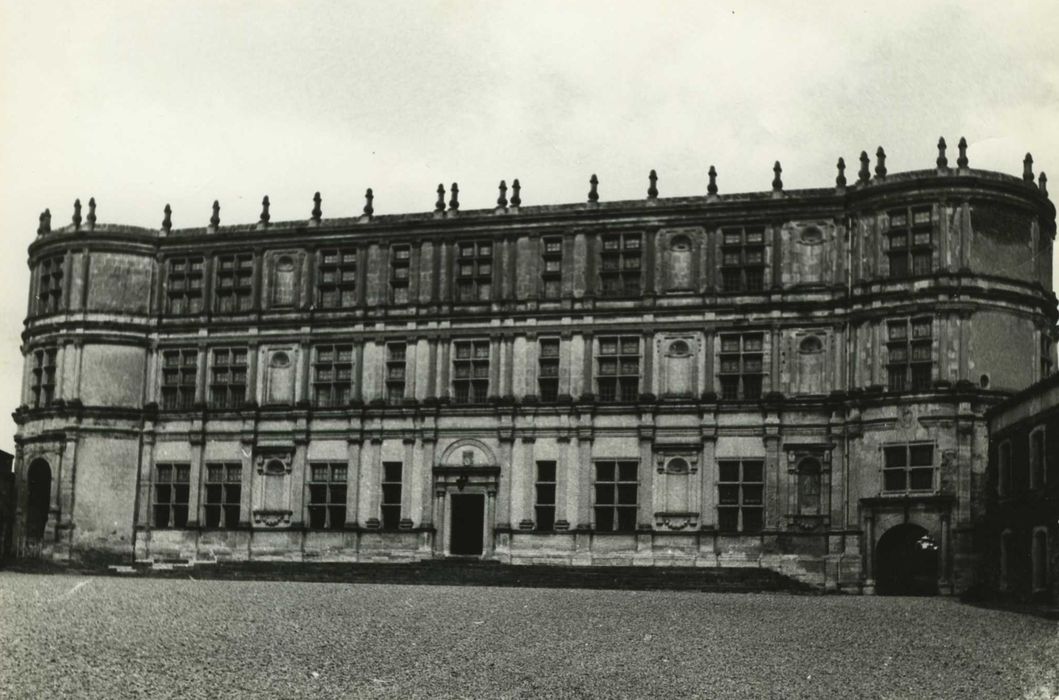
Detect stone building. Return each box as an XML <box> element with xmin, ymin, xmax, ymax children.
<box><xmin>12</xmin><ymin>140</ymin><xmax>1056</xmax><ymax>592</ymax></box>
<box><xmin>981</xmin><ymin>374</ymin><xmax>1059</xmax><ymax>605</ymax></box>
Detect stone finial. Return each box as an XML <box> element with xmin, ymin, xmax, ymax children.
<box><xmin>363</xmin><ymin>188</ymin><xmax>374</xmax><ymax>218</ymax></box>
<box><xmin>647</xmin><ymin>170</ymin><xmax>658</xmax><ymax>199</ymax></box>
<box><xmin>588</xmin><ymin>174</ymin><xmax>599</xmax><ymax>203</ymax></box>
<box><xmin>449</xmin><ymin>182</ymin><xmax>460</xmax><ymax>211</ymax></box>
<box><xmin>1024</xmin><ymin>153</ymin><xmax>1035</xmax><ymax>183</ymax></box>
<box><xmin>510</xmin><ymin>179</ymin><xmax>521</xmax><ymax>208</ymax></box>
<box><xmin>957</xmin><ymin>137</ymin><xmax>969</xmax><ymax>168</ymax></box>
<box><xmin>162</xmin><ymin>204</ymin><xmax>172</xmax><ymax>233</ymax></box>
<box><xmin>72</xmin><ymin>198</ymin><xmax>82</xmax><ymax>228</ymax></box>
<box><xmin>497</xmin><ymin>180</ymin><xmax>508</xmax><ymax>208</ymax></box>
<box><xmin>874</xmin><ymin>147</ymin><xmax>887</xmax><ymax>179</ymax></box>
<box><xmin>260</xmin><ymin>196</ymin><xmax>271</xmax><ymax>225</ymax></box>
<box><xmin>772</xmin><ymin>161</ymin><xmax>783</xmax><ymax>192</ymax></box>
<box><xmin>836</xmin><ymin>158</ymin><xmax>847</xmax><ymax>189</ymax></box>
<box><xmin>37</xmin><ymin>210</ymin><xmax>48</xmax><ymax>235</ymax></box>
<box><xmin>210</xmin><ymin>200</ymin><xmax>221</xmax><ymax>228</ymax></box>
<box><xmin>1040</xmin><ymin>172</ymin><xmax>1049</xmax><ymax>197</ymax></box>
<box><xmin>43</xmin><ymin>208</ymin><xmax>51</xmax><ymax>233</ymax></box>
<box><xmin>707</xmin><ymin>165</ymin><xmax>718</xmax><ymax>196</ymax></box>
<box><xmin>86</xmin><ymin>197</ymin><xmax>97</xmax><ymax>228</ymax></box>
<box><xmin>858</xmin><ymin>151</ymin><xmax>870</xmax><ymax>183</ymax></box>
<box><xmin>311</xmin><ymin>192</ymin><xmax>322</xmax><ymax>222</ymax></box>
<box><xmin>936</xmin><ymin>137</ymin><xmax>948</xmax><ymax>169</ymax></box>
<box><xmin>435</xmin><ymin>184</ymin><xmax>446</xmax><ymax>213</ymax></box>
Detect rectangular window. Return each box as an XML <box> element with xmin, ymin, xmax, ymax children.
<box><xmin>317</xmin><ymin>248</ymin><xmax>358</xmax><ymax>309</ymax></box>
<box><xmin>161</xmin><ymin>349</ymin><xmax>198</xmax><ymax>410</ymax></box>
<box><xmin>455</xmin><ymin>241</ymin><xmax>493</xmax><ymax>302</ymax></box>
<box><xmin>887</xmin><ymin>206</ymin><xmax>934</xmax><ymax>278</ymax></box>
<box><xmin>718</xmin><ymin>333</ymin><xmax>764</xmax><ymax>400</ymax></box>
<box><xmin>390</xmin><ymin>245</ymin><xmax>411</xmax><ymax>305</ymax></box>
<box><xmin>453</xmin><ymin>340</ymin><xmax>490</xmax><ymax>404</ymax></box>
<box><xmin>538</xmin><ymin>338</ymin><xmax>560</xmax><ymax>401</ymax></box>
<box><xmin>165</xmin><ymin>255</ymin><xmax>204</xmax><ymax>314</ymax></box>
<box><xmin>203</xmin><ymin>462</ymin><xmax>242</xmax><ymax>528</ymax></box>
<box><xmin>30</xmin><ymin>346</ymin><xmax>57</xmax><ymax>409</ymax></box>
<box><xmin>312</xmin><ymin>344</ymin><xmax>353</xmax><ymax>407</ymax></box>
<box><xmin>997</xmin><ymin>439</ymin><xmax>1012</xmax><ymax>497</ymax></box>
<box><xmin>381</xmin><ymin>461</ymin><xmax>402</xmax><ymax>530</ymax></box>
<box><xmin>594</xmin><ymin>461</ymin><xmax>638</xmax><ymax>532</ymax></box>
<box><xmin>720</xmin><ymin>227</ymin><xmax>766</xmax><ymax>292</ymax></box>
<box><xmin>153</xmin><ymin>463</ymin><xmax>190</xmax><ymax>528</ymax></box>
<box><xmin>596</xmin><ymin>336</ymin><xmax>640</xmax><ymax>402</ymax></box>
<box><xmin>36</xmin><ymin>255</ymin><xmax>64</xmax><ymax>315</ymax></box>
<box><xmin>541</xmin><ymin>236</ymin><xmax>564</xmax><ymax>299</ymax></box>
<box><xmin>599</xmin><ymin>233</ymin><xmax>642</xmax><ymax>296</ymax></box>
<box><xmin>208</xmin><ymin>347</ymin><xmax>248</xmax><ymax>409</ymax></box>
<box><xmin>535</xmin><ymin>461</ymin><xmax>557</xmax><ymax>531</ymax></box>
<box><xmin>717</xmin><ymin>460</ymin><xmax>764</xmax><ymax>532</ymax></box>
<box><xmin>887</xmin><ymin>317</ymin><xmax>932</xmax><ymax>392</ymax></box>
<box><xmin>308</xmin><ymin>462</ymin><xmax>347</xmax><ymax>530</ymax></box>
<box><xmin>386</xmin><ymin>342</ymin><xmax>407</xmax><ymax>403</ymax></box>
<box><xmin>214</xmin><ymin>253</ymin><xmax>254</xmax><ymax>313</ymax></box>
<box><xmin>882</xmin><ymin>444</ymin><xmax>935</xmax><ymax>493</ymax></box>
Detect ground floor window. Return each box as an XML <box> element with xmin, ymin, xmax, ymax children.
<box><xmin>153</xmin><ymin>463</ymin><xmax>190</xmax><ymax>528</ymax></box>
<box><xmin>308</xmin><ymin>462</ymin><xmax>347</xmax><ymax>530</ymax></box>
<box><xmin>204</xmin><ymin>463</ymin><xmax>242</xmax><ymax>528</ymax></box>
<box><xmin>535</xmin><ymin>461</ymin><xmax>557</xmax><ymax>531</ymax></box>
<box><xmin>718</xmin><ymin>459</ymin><xmax>763</xmax><ymax>532</ymax></box>
<box><xmin>381</xmin><ymin>462</ymin><xmax>402</xmax><ymax>530</ymax></box>
<box><xmin>594</xmin><ymin>461</ymin><xmax>638</xmax><ymax>532</ymax></box>
<box><xmin>1033</xmin><ymin>529</ymin><xmax>1050</xmax><ymax>592</ymax></box>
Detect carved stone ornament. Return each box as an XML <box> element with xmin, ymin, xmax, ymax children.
<box><xmin>253</xmin><ymin>509</ymin><xmax>292</xmax><ymax>527</ymax></box>
<box><xmin>255</xmin><ymin>449</ymin><xmax>293</xmax><ymax>474</ymax></box>
<box><xmin>654</xmin><ymin>512</ymin><xmax>699</xmax><ymax>530</ymax></box>
<box><xmin>654</xmin><ymin>451</ymin><xmax>699</xmax><ymax>474</ymax></box>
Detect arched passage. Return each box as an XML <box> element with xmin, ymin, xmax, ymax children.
<box><xmin>25</xmin><ymin>459</ymin><xmax>52</xmax><ymax>548</ymax></box>
<box><xmin>875</xmin><ymin>523</ymin><xmax>938</xmax><ymax>595</ymax></box>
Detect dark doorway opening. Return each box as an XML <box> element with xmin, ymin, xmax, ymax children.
<box><xmin>876</xmin><ymin>523</ymin><xmax>938</xmax><ymax>595</ymax></box>
<box><xmin>26</xmin><ymin>459</ymin><xmax>51</xmax><ymax>555</ymax></box>
<box><xmin>450</xmin><ymin>493</ymin><xmax>485</xmax><ymax>556</ymax></box>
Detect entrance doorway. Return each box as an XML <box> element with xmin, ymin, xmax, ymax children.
<box><xmin>876</xmin><ymin>523</ymin><xmax>938</xmax><ymax>595</ymax></box>
<box><xmin>25</xmin><ymin>459</ymin><xmax>51</xmax><ymax>556</ymax></box>
<box><xmin>450</xmin><ymin>494</ymin><xmax>485</xmax><ymax>556</ymax></box>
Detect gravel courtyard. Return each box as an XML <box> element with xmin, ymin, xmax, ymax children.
<box><xmin>0</xmin><ymin>573</ymin><xmax>1055</xmax><ymax>699</ymax></box>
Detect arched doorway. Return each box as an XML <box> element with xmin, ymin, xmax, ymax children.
<box><xmin>875</xmin><ymin>523</ymin><xmax>938</xmax><ymax>595</ymax></box>
<box><xmin>25</xmin><ymin>459</ymin><xmax>52</xmax><ymax>555</ymax></box>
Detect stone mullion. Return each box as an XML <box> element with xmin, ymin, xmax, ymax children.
<box><xmin>344</xmin><ymin>439</ymin><xmax>361</xmax><ymax>527</ymax></box>
<box><xmin>641</xmin><ymin>332</ymin><xmax>654</xmax><ymax>395</ymax></box>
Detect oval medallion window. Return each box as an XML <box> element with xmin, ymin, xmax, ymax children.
<box><xmin>668</xmin><ymin>339</ymin><xmax>691</xmax><ymax>356</ymax></box>
<box><xmin>800</xmin><ymin>226</ymin><xmax>823</xmax><ymax>244</ymax></box>
<box><xmin>799</xmin><ymin>336</ymin><xmax>823</xmax><ymax>354</ymax></box>
<box><xmin>271</xmin><ymin>351</ymin><xmax>290</xmax><ymax>368</ymax></box>
<box><xmin>667</xmin><ymin>457</ymin><xmax>690</xmax><ymax>474</ymax></box>
<box><xmin>670</xmin><ymin>235</ymin><xmax>691</xmax><ymax>252</ymax></box>
<box><xmin>265</xmin><ymin>459</ymin><xmax>286</xmax><ymax>475</ymax></box>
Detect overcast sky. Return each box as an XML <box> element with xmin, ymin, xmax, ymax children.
<box><xmin>1</xmin><ymin>1</ymin><xmax>1057</xmax><ymax>453</ymax></box>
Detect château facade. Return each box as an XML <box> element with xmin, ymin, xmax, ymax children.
<box><xmin>13</xmin><ymin>141</ymin><xmax>1057</xmax><ymax>593</ymax></box>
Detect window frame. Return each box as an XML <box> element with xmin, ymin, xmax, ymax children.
<box><xmin>311</xmin><ymin>344</ymin><xmax>354</xmax><ymax>408</ymax></box>
<box><xmin>161</xmin><ymin>348</ymin><xmax>198</xmax><ymax>410</ymax></box>
<box><xmin>153</xmin><ymin>462</ymin><xmax>191</xmax><ymax>529</ymax></box>
<box><xmin>997</xmin><ymin>439</ymin><xmax>1012</xmax><ymax>498</ymax></box>
<box><xmin>452</xmin><ymin>339</ymin><xmax>490</xmax><ymax>404</ymax></box>
<box><xmin>599</xmin><ymin>233</ymin><xmax>642</xmax><ymax>297</ymax></box>
<box><xmin>386</xmin><ymin>342</ymin><xmax>407</xmax><ymax>403</ymax></box>
<box><xmin>455</xmin><ymin>240</ymin><xmax>493</xmax><ymax>303</ymax></box>
<box><xmin>213</xmin><ymin>252</ymin><xmax>255</xmax><ymax>314</ymax></box>
<box><xmin>886</xmin><ymin>317</ymin><xmax>933</xmax><ymax>393</ymax></box>
<box><xmin>541</xmin><ymin>236</ymin><xmax>564</xmax><ymax>299</ymax></box>
<box><xmin>164</xmin><ymin>255</ymin><xmax>204</xmax><ymax>315</ymax></box>
<box><xmin>316</xmin><ymin>247</ymin><xmax>358</xmax><ymax>309</ymax></box>
<box><xmin>534</xmin><ymin>460</ymin><xmax>557</xmax><ymax>531</ymax></box>
<box><xmin>36</xmin><ymin>254</ymin><xmax>65</xmax><ymax>315</ymax></box>
<box><xmin>886</xmin><ymin>206</ymin><xmax>934</xmax><ymax>279</ymax></box>
<box><xmin>308</xmin><ymin>462</ymin><xmax>347</xmax><ymax>530</ymax></box>
<box><xmin>29</xmin><ymin>346</ymin><xmax>57</xmax><ymax>409</ymax></box>
<box><xmin>1029</xmin><ymin>426</ymin><xmax>1046</xmax><ymax>490</ymax></box>
<box><xmin>390</xmin><ymin>244</ymin><xmax>411</xmax><ymax>305</ymax></box>
<box><xmin>596</xmin><ymin>335</ymin><xmax>640</xmax><ymax>403</ymax></box>
<box><xmin>593</xmin><ymin>460</ymin><xmax>639</xmax><ymax>532</ymax></box>
<box><xmin>538</xmin><ymin>338</ymin><xmax>560</xmax><ymax>401</ymax></box>
<box><xmin>203</xmin><ymin>462</ymin><xmax>242</xmax><ymax>528</ymax></box>
<box><xmin>718</xmin><ymin>332</ymin><xmax>765</xmax><ymax>400</ymax></box>
<box><xmin>381</xmin><ymin>461</ymin><xmax>403</xmax><ymax>531</ymax></box>
<box><xmin>881</xmin><ymin>443</ymin><xmax>936</xmax><ymax>494</ymax></box>
<box><xmin>720</xmin><ymin>227</ymin><xmax>766</xmax><ymax>293</ymax></box>
<box><xmin>717</xmin><ymin>459</ymin><xmax>764</xmax><ymax>533</ymax></box>
<box><xmin>208</xmin><ymin>347</ymin><xmax>248</xmax><ymax>409</ymax></box>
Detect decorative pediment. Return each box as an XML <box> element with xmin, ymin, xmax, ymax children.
<box><xmin>255</xmin><ymin>448</ymin><xmax>293</xmax><ymax>474</ymax></box>
<box><xmin>438</xmin><ymin>438</ymin><xmax>497</xmax><ymax>467</ymax></box>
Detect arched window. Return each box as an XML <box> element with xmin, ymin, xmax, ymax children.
<box><xmin>663</xmin><ymin>338</ymin><xmax>694</xmax><ymax>396</ymax></box>
<box><xmin>26</xmin><ymin>458</ymin><xmax>51</xmax><ymax>541</ymax></box>
<box><xmin>997</xmin><ymin>440</ymin><xmax>1012</xmax><ymax>497</ymax></box>
<box><xmin>667</xmin><ymin>457</ymin><xmax>689</xmax><ymax>474</ymax></box>
<box><xmin>799</xmin><ymin>335</ymin><xmax>823</xmax><ymax>354</ymax></box>
<box><xmin>999</xmin><ymin>529</ymin><xmax>1014</xmax><ymax>591</ymax></box>
<box><xmin>267</xmin><ymin>349</ymin><xmax>294</xmax><ymax>404</ymax></box>
<box><xmin>1029</xmin><ymin>427</ymin><xmax>1046</xmax><ymax>489</ymax></box>
<box><xmin>1032</xmin><ymin>529</ymin><xmax>1049</xmax><ymax>592</ymax></box>
<box><xmin>272</xmin><ymin>256</ymin><xmax>296</xmax><ymax>307</ymax></box>
<box><xmin>800</xmin><ymin>226</ymin><xmax>824</xmax><ymax>244</ymax></box>
<box><xmin>795</xmin><ymin>335</ymin><xmax>826</xmax><ymax>395</ymax></box>
<box><xmin>668</xmin><ymin>340</ymin><xmax>690</xmax><ymax>356</ymax></box>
